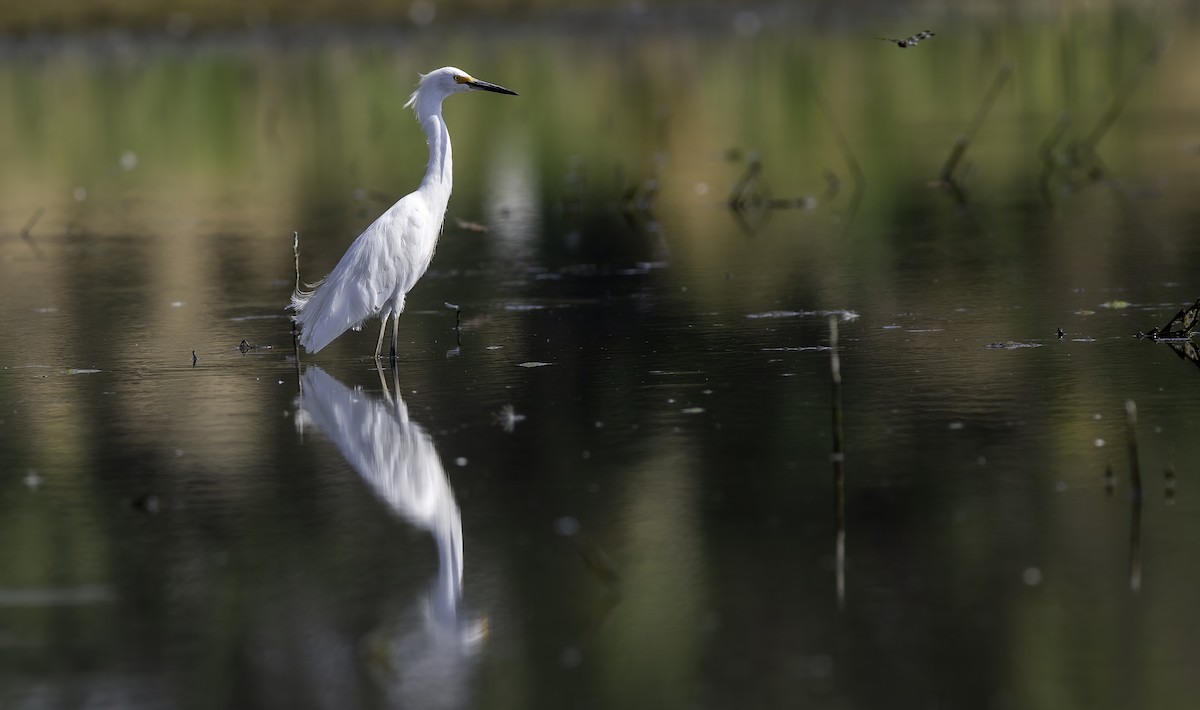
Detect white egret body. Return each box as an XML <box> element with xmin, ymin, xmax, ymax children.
<box><xmin>290</xmin><ymin>67</ymin><xmax>517</xmax><ymax>358</ymax></box>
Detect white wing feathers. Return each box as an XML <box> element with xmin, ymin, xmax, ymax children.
<box><xmin>290</xmin><ymin>195</ymin><xmax>438</xmax><ymax>353</ymax></box>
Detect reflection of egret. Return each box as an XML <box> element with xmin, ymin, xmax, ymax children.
<box><xmin>290</xmin><ymin>67</ymin><xmax>517</xmax><ymax>360</ymax></box>
<box><xmin>295</xmin><ymin>366</ymin><xmax>485</xmax><ymax>680</ymax></box>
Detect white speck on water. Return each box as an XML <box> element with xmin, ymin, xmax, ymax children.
<box><xmin>681</xmin><ymin>407</ymin><xmax>705</xmax><ymax>414</ymax></box>
<box><xmin>948</xmin><ymin>421</ymin><xmax>965</xmax><ymax>430</ymax></box>
<box><xmin>73</xmin><ymin>187</ymin><xmax>87</xmax><ymax>201</ymax></box>
<box><xmin>517</xmin><ymin>362</ymin><xmax>553</xmax><ymax>368</ymax></box>
<box><xmin>594</xmin><ymin>421</ymin><xmax>604</xmax><ymax>428</ymax></box>
<box><xmin>119</xmin><ymin>150</ymin><xmax>138</xmax><ymax>171</ymax></box>
<box><xmin>486</xmin><ymin>345</ymin><xmax>503</xmax><ymax>350</ymax></box>
<box><xmin>170</xmin><ymin>301</ymin><xmax>184</xmax><ymax>308</ymax></box>
<box><xmin>805</xmin><ymin>654</ymin><xmax>834</xmax><ymax>679</ymax></box>
<box><xmin>694</xmin><ymin>182</ymin><xmax>709</xmax><ymax>195</ymax></box>
<box><xmin>702</xmin><ymin>389</ymin><xmax>713</xmax><ymax>395</ymax></box>
<box><xmin>1094</xmin><ymin>438</ymin><xmax>1105</xmax><ymax>448</ymax></box>
<box><xmin>1022</xmin><ymin>567</ymin><xmax>1042</xmax><ymax>586</ymax></box>
<box><xmin>559</xmin><ymin>646</ymin><xmax>583</xmax><ymax>669</ymax></box>
<box><xmin>1055</xmin><ymin>481</ymin><xmax>1068</xmax><ymax>492</ymax></box>
<box><xmin>581</xmin><ymin>450</ymin><xmax>591</xmax><ymax>459</ymax></box>
<box><xmin>24</xmin><ymin>470</ymin><xmax>42</xmax><ymax>490</ymax></box>
<box><xmin>455</xmin><ymin>457</ymin><xmax>468</xmax><ymax>467</ymax></box>
<box><xmin>174</xmin><ymin>449</ymin><xmax>184</xmax><ymax>458</ymax></box>
<box><xmin>977</xmin><ymin>456</ymin><xmax>987</xmax><ymax>466</ymax></box>
<box><xmin>1092</xmin><ymin>413</ymin><xmax>1102</xmax><ymax>420</ymax></box>
<box><xmin>554</xmin><ymin>516</ymin><xmax>581</xmax><ymax>536</ymax></box>
<box><xmin>277</xmin><ymin>380</ymin><xmax>284</xmax><ymax>385</ymax></box>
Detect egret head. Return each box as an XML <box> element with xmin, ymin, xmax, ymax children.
<box><xmin>404</xmin><ymin>67</ymin><xmax>517</xmax><ymax>113</ymax></box>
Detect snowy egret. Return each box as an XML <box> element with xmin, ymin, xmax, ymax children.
<box><xmin>290</xmin><ymin>67</ymin><xmax>517</xmax><ymax>359</ymax></box>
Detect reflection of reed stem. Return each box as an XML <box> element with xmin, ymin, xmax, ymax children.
<box><xmin>813</xmin><ymin>82</ymin><xmax>865</xmax><ymax>226</ymax></box>
<box><xmin>939</xmin><ymin>62</ymin><xmax>1012</xmax><ymax>183</ymax></box>
<box><xmin>1130</xmin><ymin>492</ymin><xmax>1142</xmax><ymax>592</ymax></box>
<box><xmin>1125</xmin><ymin>400</ymin><xmax>1141</xmax><ymax>501</ymax></box>
<box><xmin>830</xmin><ymin>316</ymin><xmax>845</xmax><ymax>609</ymax></box>
<box><xmin>1081</xmin><ymin>43</ymin><xmax>1165</xmax><ymax>153</ymax></box>
<box><xmin>19</xmin><ymin>207</ymin><xmax>45</xmax><ymax>259</ymax></box>
<box><xmin>1125</xmin><ymin>399</ymin><xmax>1142</xmax><ymax>592</ymax></box>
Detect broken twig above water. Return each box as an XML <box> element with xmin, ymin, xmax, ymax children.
<box><xmin>1136</xmin><ymin>297</ymin><xmax>1200</xmax><ymax>341</ymax></box>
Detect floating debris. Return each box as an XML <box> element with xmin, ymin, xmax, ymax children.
<box><xmin>747</xmin><ymin>309</ymin><xmax>859</xmax><ymax>322</ymax></box>
<box><xmin>65</xmin><ymin>368</ymin><xmax>102</xmax><ymax>375</ymax></box>
<box><xmin>985</xmin><ymin>341</ymin><xmax>1043</xmax><ymax>350</ymax></box>
<box><xmin>681</xmin><ymin>407</ymin><xmax>706</xmax><ymax>414</ymax></box>
<box><xmin>453</xmin><ymin>217</ymin><xmax>490</xmax><ymax>232</ymax></box>
<box><xmin>517</xmin><ymin>362</ymin><xmax>553</xmax><ymax>368</ymax></box>
<box><xmin>0</xmin><ymin>584</ymin><xmax>114</xmax><ymax>607</ymax></box>
<box><xmin>875</xmin><ymin>30</ymin><xmax>935</xmax><ymax>48</ymax></box>
<box><xmin>1101</xmin><ymin>300</ymin><xmax>1132</xmax><ymax>310</ymax></box>
<box><xmin>229</xmin><ymin>315</ymin><xmax>283</xmax><ymax>322</ymax></box>
<box><xmin>239</xmin><ymin>340</ymin><xmax>258</xmax><ymax>353</ymax></box>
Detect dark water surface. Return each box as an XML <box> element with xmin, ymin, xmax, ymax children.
<box><xmin>3</xmin><ymin>10</ymin><xmax>1200</xmax><ymax>709</ymax></box>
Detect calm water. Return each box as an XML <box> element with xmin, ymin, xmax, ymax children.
<box><xmin>3</xmin><ymin>9</ymin><xmax>1200</xmax><ymax>709</ymax></box>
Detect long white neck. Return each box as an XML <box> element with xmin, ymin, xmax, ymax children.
<box><xmin>414</xmin><ymin>95</ymin><xmax>453</xmax><ymax>214</ymax></box>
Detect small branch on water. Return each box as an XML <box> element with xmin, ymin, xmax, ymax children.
<box><xmin>19</xmin><ymin>208</ymin><xmax>45</xmax><ymax>259</ymax></box>
<box><xmin>292</xmin><ymin>231</ymin><xmax>303</xmax><ymax>389</ymax></box>
<box><xmin>292</xmin><ymin>231</ymin><xmax>302</xmax><ymax>294</ymax></box>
